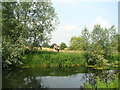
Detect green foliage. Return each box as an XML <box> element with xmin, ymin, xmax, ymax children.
<box><xmin>81</xmin><ymin>27</ymin><xmax>90</xmax><ymax>51</ymax></box>
<box><xmin>60</xmin><ymin>42</ymin><xmax>67</xmax><ymax>50</ymax></box>
<box><xmin>2</xmin><ymin>2</ymin><xmax>25</xmax><ymax>68</ymax></box>
<box><xmin>91</xmin><ymin>25</ymin><xmax>117</xmax><ymax>56</ymax></box>
<box><xmin>69</xmin><ymin>36</ymin><xmax>84</xmax><ymax>50</ymax></box>
<box><xmin>85</xmin><ymin>74</ymin><xmax>118</xmax><ymax>88</ymax></box>
<box><xmin>105</xmin><ymin>54</ymin><xmax>118</xmax><ymax>63</ymax></box>
<box><xmin>88</xmin><ymin>25</ymin><xmax>117</xmax><ymax>66</ymax></box>
<box><xmin>69</xmin><ymin>25</ymin><xmax>117</xmax><ymax>52</ymax></box>
<box><xmin>69</xmin><ymin>25</ymin><xmax>118</xmax><ymax>66</ymax></box>
<box><xmin>2</xmin><ymin>2</ymin><xmax>59</xmax><ymax>68</ymax></box>
<box><xmin>21</xmin><ymin>2</ymin><xmax>59</xmax><ymax>47</ymax></box>
<box><xmin>42</xmin><ymin>42</ymin><xmax>50</xmax><ymax>48</ymax></box>
<box><xmin>2</xmin><ymin>36</ymin><xmax>24</xmax><ymax>68</ymax></box>
<box><xmin>69</xmin><ymin>28</ymin><xmax>90</xmax><ymax>51</ymax></box>
<box><xmin>87</xmin><ymin>43</ymin><xmax>108</xmax><ymax>66</ymax></box>
<box><xmin>21</xmin><ymin>51</ymin><xmax>86</xmax><ymax>67</ymax></box>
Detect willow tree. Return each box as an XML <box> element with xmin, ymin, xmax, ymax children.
<box><xmin>22</xmin><ymin>2</ymin><xmax>59</xmax><ymax>47</ymax></box>
<box><xmin>81</xmin><ymin>27</ymin><xmax>90</xmax><ymax>51</ymax></box>
<box><xmin>2</xmin><ymin>1</ymin><xmax>59</xmax><ymax>68</ymax></box>
<box><xmin>87</xmin><ymin>25</ymin><xmax>117</xmax><ymax>66</ymax></box>
<box><xmin>91</xmin><ymin>25</ymin><xmax>117</xmax><ymax>56</ymax></box>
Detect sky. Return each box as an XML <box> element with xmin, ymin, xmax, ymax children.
<box><xmin>50</xmin><ymin>0</ymin><xmax>118</xmax><ymax>46</ymax></box>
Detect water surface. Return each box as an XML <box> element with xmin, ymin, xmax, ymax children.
<box><xmin>2</xmin><ymin>67</ymin><xmax>118</xmax><ymax>88</ymax></box>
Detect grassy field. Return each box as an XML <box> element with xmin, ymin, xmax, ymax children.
<box><xmin>21</xmin><ymin>50</ymin><xmax>87</xmax><ymax>68</ymax></box>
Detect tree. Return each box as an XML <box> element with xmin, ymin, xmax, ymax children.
<box><xmin>2</xmin><ymin>2</ymin><xmax>25</xmax><ymax>68</ymax></box>
<box><xmin>91</xmin><ymin>25</ymin><xmax>117</xmax><ymax>56</ymax></box>
<box><xmin>23</xmin><ymin>2</ymin><xmax>59</xmax><ymax>47</ymax></box>
<box><xmin>87</xmin><ymin>25</ymin><xmax>117</xmax><ymax>66</ymax></box>
<box><xmin>68</xmin><ymin>24</ymin><xmax>117</xmax><ymax>66</ymax></box>
<box><xmin>2</xmin><ymin>1</ymin><xmax>59</xmax><ymax>68</ymax></box>
<box><xmin>69</xmin><ymin>28</ymin><xmax>90</xmax><ymax>51</ymax></box>
<box><xmin>69</xmin><ymin>36</ymin><xmax>84</xmax><ymax>50</ymax></box>
<box><xmin>60</xmin><ymin>42</ymin><xmax>67</xmax><ymax>50</ymax></box>
<box><xmin>81</xmin><ymin>27</ymin><xmax>90</xmax><ymax>51</ymax></box>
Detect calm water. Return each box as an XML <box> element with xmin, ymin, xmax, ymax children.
<box><xmin>2</xmin><ymin>66</ymin><xmax>118</xmax><ymax>88</ymax></box>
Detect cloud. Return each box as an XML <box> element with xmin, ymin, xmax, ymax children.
<box><xmin>61</xmin><ymin>24</ymin><xmax>80</xmax><ymax>31</ymax></box>
<box><xmin>89</xmin><ymin>16</ymin><xmax>111</xmax><ymax>29</ymax></box>
<box><xmin>50</xmin><ymin>24</ymin><xmax>81</xmax><ymax>46</ymax></box>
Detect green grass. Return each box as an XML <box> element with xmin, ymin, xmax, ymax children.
<box><xmin>21</xmin><ymin>51</ymin><xmax>87</xmax><ymax>67</ymax></box>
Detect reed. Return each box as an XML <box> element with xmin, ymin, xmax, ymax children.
<box><xmin>21</xmin><ymin>51</ymin><xmax>87</xmax><ymax>67</ymax></box>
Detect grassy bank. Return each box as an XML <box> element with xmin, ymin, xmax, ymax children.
<box><xmin>21</xmin><ymin>50</ymin><xmax>118</xmax><ymax>68</ymax></box>
<box><xmin>21</xmin><ymin>51</ymin><xmax>87</xmax><ymax>68</ymax></box>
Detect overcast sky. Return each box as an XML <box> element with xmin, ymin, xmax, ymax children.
<box><xmin>50</xmin><ymin>0</ymin><xmax>118</xmax><ymax>46</ymax></box>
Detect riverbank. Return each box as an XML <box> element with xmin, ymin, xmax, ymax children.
<box><xmin>21</xmin><ymin>50</ymin><xmax>118</xmax><ymax>69</ymax></box>
<box><xmin>21</xmin><ymin>51</ymin><xmax>87</xmax><ymax>68</ymax></box>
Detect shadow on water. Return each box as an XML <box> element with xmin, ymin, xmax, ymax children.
<box><xmin>2</xmin><ymin>66</ymin><xmax>118</xmax><ymax>88</ymax></box>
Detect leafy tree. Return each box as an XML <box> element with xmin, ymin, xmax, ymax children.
<box><xmin>23</xmin><ymin>2</ymin><xmax>59</xmax><ymax>47</ymax></box>
<box><xmin>69</xmin><ymin>24</ymin><xmax>117</xmax><ymax>66</ymax></box>
<box><xmin>91</xmin><ymin>25</ymin><xmax>117</xmax><ymax>56</ymax></box>
<box><xmin>60</xmin><ymin>42</ymin><xmax>67</xmax><ymax>50</ymax></box>
<box><xmin>2</xmin><ymin>2</ymin><xmax>25</xmax><ymax>68</ymax></box>
<box><xmin>81</xmin><ymin>27</ymin><xmax>90</xmax><ymax>50</ymax></box>
<box><xmin>69</xmin><ymin>28</ymin><xmax>90</xmax><ymax>51</ymax></box>
<box><xmin>69</xmin><ymin>36</ymin><xmax>85</xmax><ymax>50</ymax></box>
<box><xmin>2</xmin><ymin>1</ymin><xmax>59</xmax><ymax>68</ymax></box>
<box><xmin>87</xmin><ymin>25</ymin><xmax>117</xmax><ymax>66</ymax></box>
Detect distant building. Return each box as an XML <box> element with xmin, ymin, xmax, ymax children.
<box><xmin>53</xmin><ymin>44</ymin><xmax>60</xmax><ymax>52</ymax></box>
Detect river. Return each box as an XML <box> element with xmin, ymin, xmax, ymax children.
<box><xmin>2</xmin><ymin>66</ymin><xmax>118</xmax><ymax>88</ymax></box>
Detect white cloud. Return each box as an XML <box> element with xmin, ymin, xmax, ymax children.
<box><xmin>50</xmin><ymin>24</ymin><xmax>81</xmax><ymax>46</ymax></box>
<box><xmin>61</xmin><ymin>24</ymin><xmax>80</xmax><ymax>31</ymax></box>
<box><xmin>89</xmin><ymin>16</ymin><xmax>111</xmax><ymax>29</ymax></box>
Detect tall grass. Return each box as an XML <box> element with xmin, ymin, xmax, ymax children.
<box><xmin>21</xmin><ymin>51</ymin><xmax>87</xmax><ymax>67</ymax></box>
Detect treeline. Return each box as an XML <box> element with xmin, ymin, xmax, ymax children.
<box><xmin>69</xmin><ymin>25</ymin><xmax>119</xmax><ymax>66</ymax></box>
<box><xmin>2</xmin><ymin>2</ymin><xmax>59</xmax><ymax>68</ymax></box>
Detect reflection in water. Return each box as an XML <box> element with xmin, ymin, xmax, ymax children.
<box><xmin>86</xmin><ymin>69</ymin><xmax>118</xmax><ymax>88</ymax></box>
<box><xmin>23</xmin><ymin>76</ymin><xmax>41</xmax><ymax>88</ymax></box>
<box><xmin>2</xmin><ymin>67</ymin><xmax>118</xmax><ymax>88</ymax></box>
<box><xmin>35</xmin><ymin>73</ymin><xmax>89</xmax><ymax>88</ymax></box>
